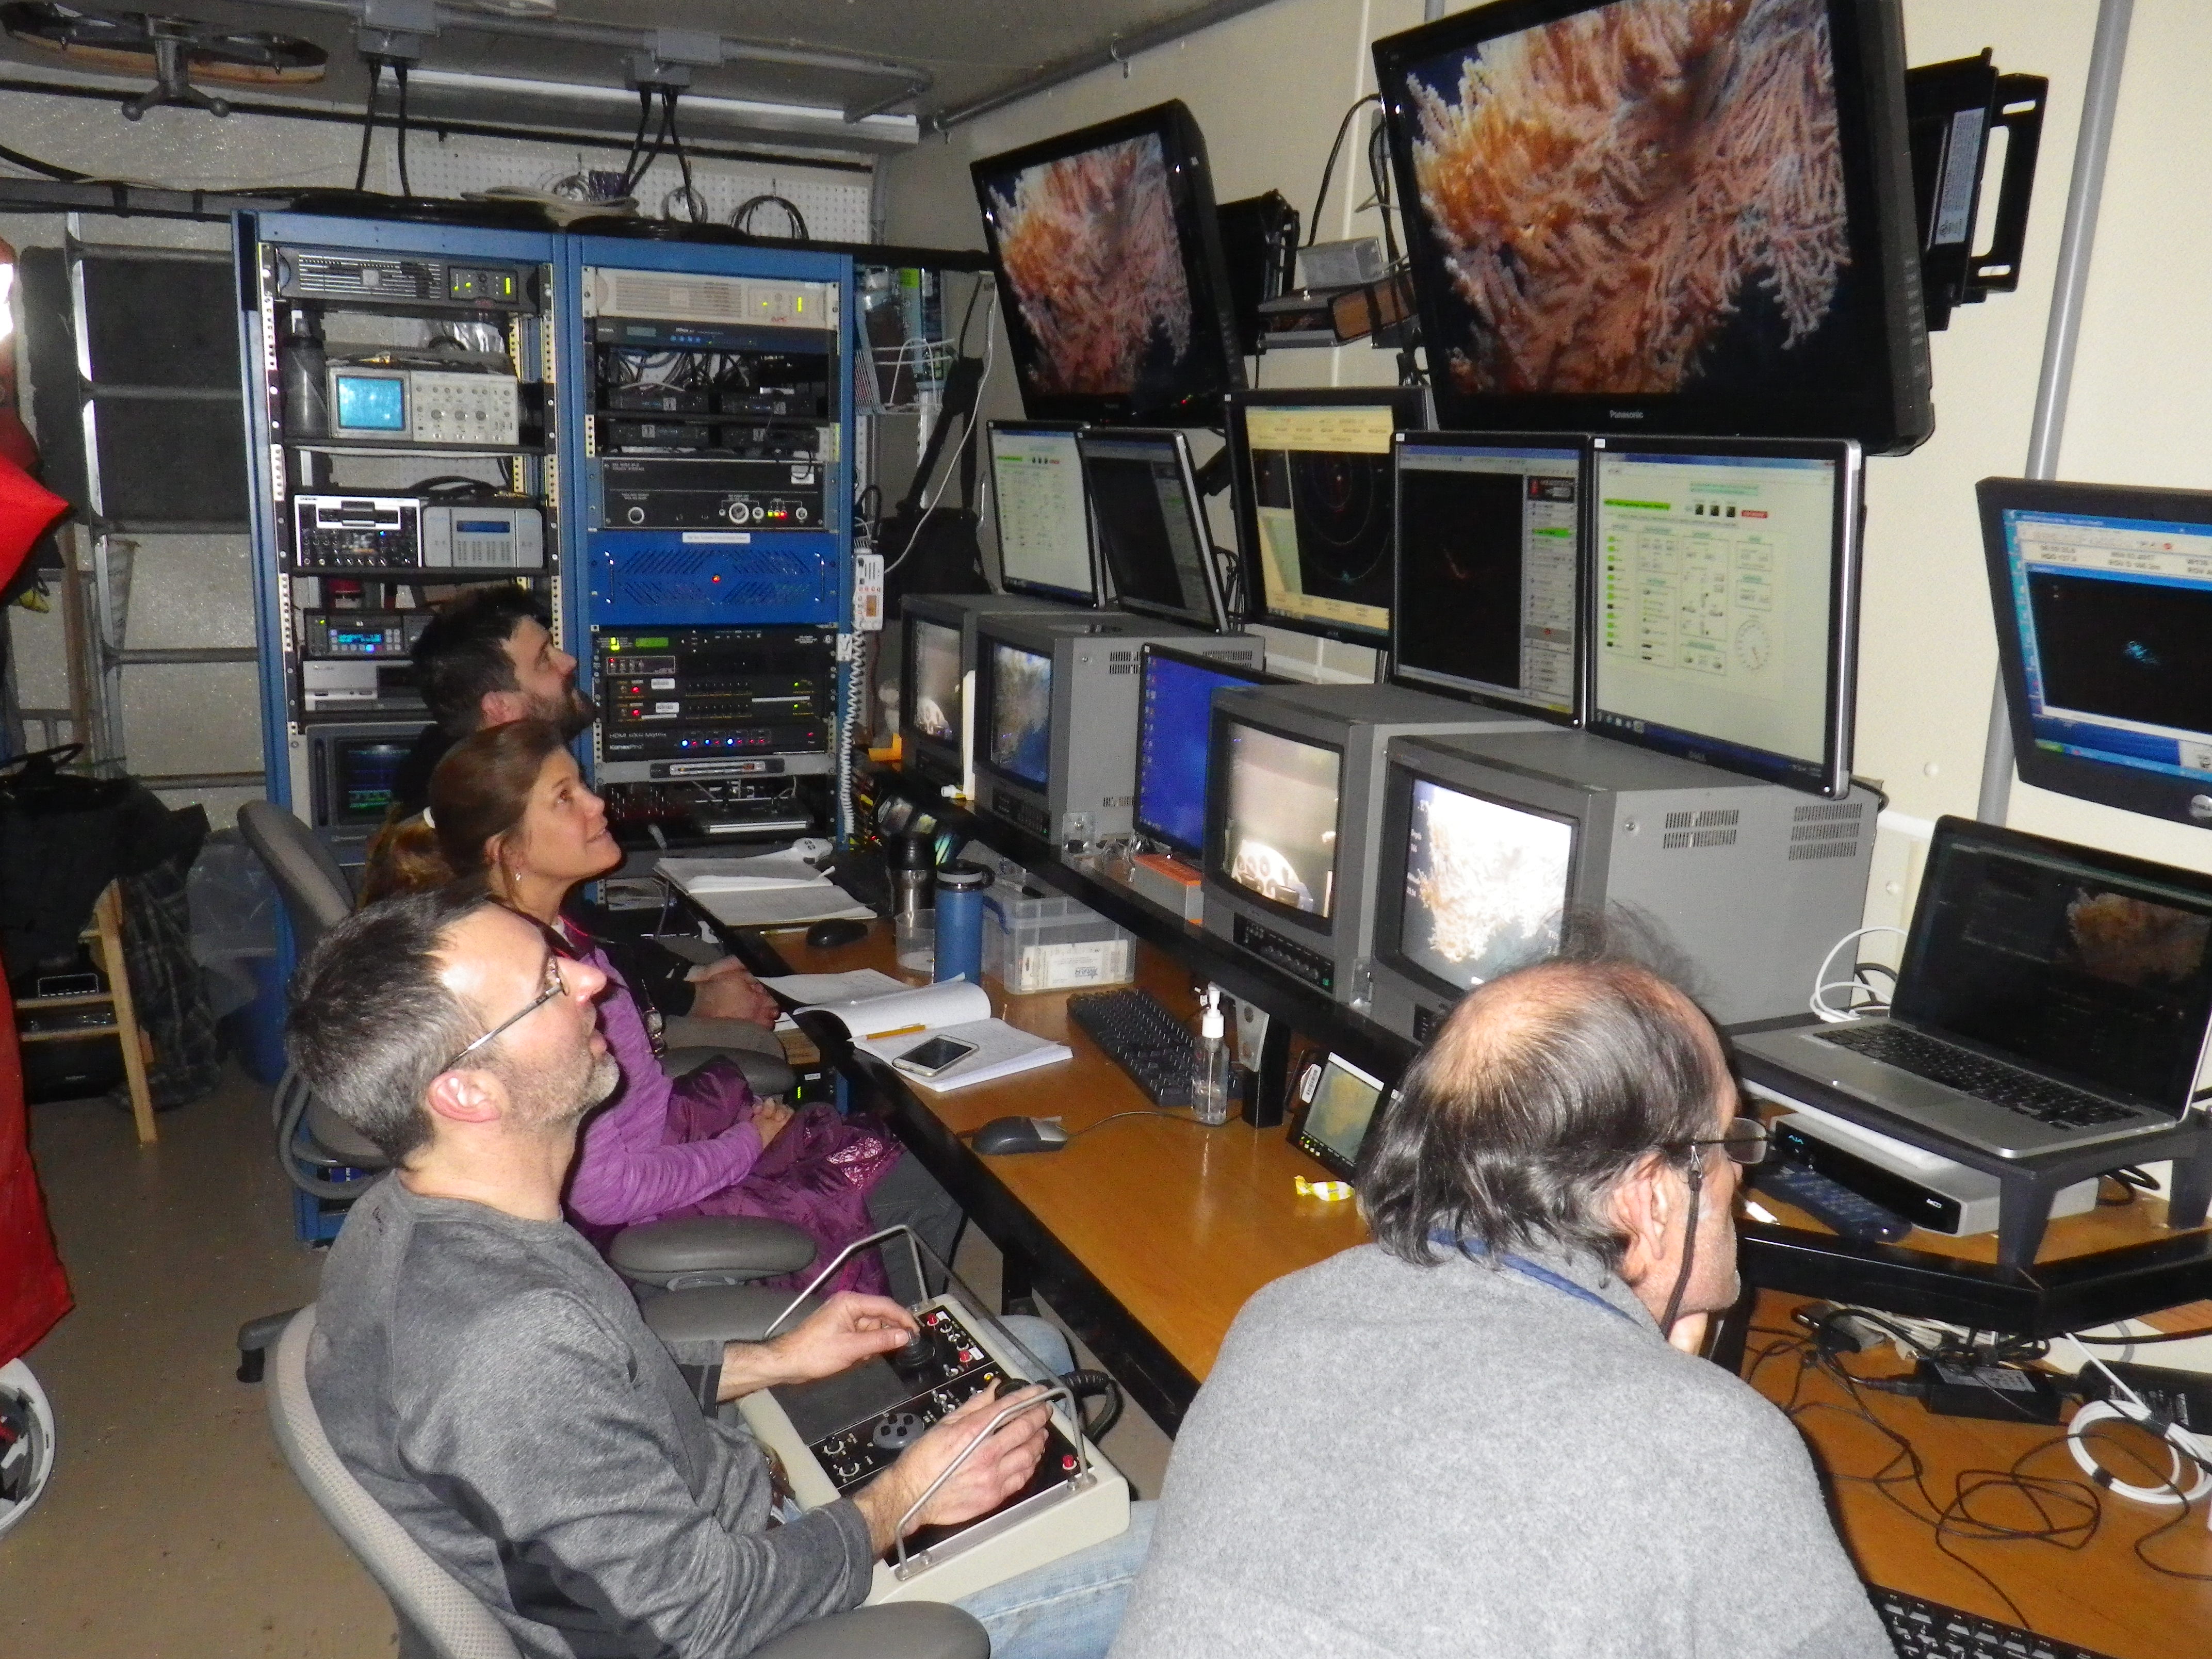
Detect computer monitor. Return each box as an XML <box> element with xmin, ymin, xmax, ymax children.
<box><xmin>1391</xmin><ymin>432</ymin><xmax>1588</xmax><ymax>721</ymax></box>
<box><xmin>1369</xmin><ymin>729</ymin><xmax>1882</xmax><ymax>1041</ymax></box>
<box><xmin>1978</xmin><ymin>477</ymin><xmax>2212</xmax><ymax>829</ymax></box>
<box><xmin>1134</xmin><ymin>644</ymin><xmax>1282</xmax><ymax>860</ymax></box>
<box><xmin>1371</xmin><ymin>0</ymin><xmax>1932</xmax><ymax>455</ymax></box>
<box><xmin>988</xmin><ymin>422</ymin><xmax>1098</xmax><ymax>604</ymax></box>
<box><xmin>971</xmin><ymin>100</ymin><xmax>1246</xmax><ymax>426</ymax></box>
<box><xmin>898</xmin><ymin>592</ymin><xmax>1099</xmax><ymax>793</ymax></box>
<box><xmin>909</xmin><ymin>616</ymin><xmax>963</xmax><ymax>752</ymax></box>
<box><xmin>1288</xmin><ymin>1052</ymin><xmax>1393</xmax><ymax>1180</ymax></box>
<box><xmin>982</xmin><ymin>637</ymin><xmax>1054</xmax><ymax>793</ymax></box>
<box><xmin>1224</xmin><ymin>386</ymin><xmax>1431</xmax><ymax>645</ymax></box>
<box><xmin>1587</xmin><ymin>435</ymin><xmax>1862</xmax><ymax>797</ymax></box>
<box><xmin>1078</xmin><ymin>428</ymin><xmax>1230</xmax><ymax>632</ymax></box>
<box><xmin>1201</xmin><ymin>682</ymin><xmax>1542</xmax><ymax>1001</ymax></box>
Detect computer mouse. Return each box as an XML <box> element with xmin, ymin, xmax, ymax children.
<box><xmin>969</xmin><ymin>1116</ymin><xmax>1072</xmax><ymax>1155</ymax></box>
<box><xmin>805</xmin><ymin>918</ymin><xmax>870</xmax><ymax>949</ymax></box>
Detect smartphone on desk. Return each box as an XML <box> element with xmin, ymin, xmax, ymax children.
<box><xmin>892</xmin><ymin>1035</ymin><xmax>978</xmax><ymax>1079</ymax></box>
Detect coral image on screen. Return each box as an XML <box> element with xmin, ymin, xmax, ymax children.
<box><xmin>1302</xmin><ymin>1061</ymin><xmax>1385</xmax><ymax>1169</ymax></box>
<box><xmin>983</xmin><ymin>134</ymin><xmax>1197</xmax><ymax>400</ymax></box>
<box><xmin>987</xmin><ymin>643</ymin><xmax>1053</xmax><ymax>787</ymax></box>
<box><xmin>910</xmin><ymin>621</ymin><xmax>962</xmax><ymax>746</ymax></box>
<box><xmin>1398</xmin><ymin>0</ymin><xmax>1847</xmax><ymax>399</ymax></box>
<box><xmin>1222</xmin><ymin>726</ymin><xmax>1340</xmax><ymax>918</ymax></box>
<box><xmin>1400</xmin><ymin>780</ymin><xmax>1574</xmax><ymax>991</ymax></box>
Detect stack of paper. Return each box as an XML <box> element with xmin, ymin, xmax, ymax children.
<box><xmin>796</xmin><ymin>980</ymin><xmax>1072</xmax><ymax>1092</ymax></box>
<box><xmin>658</xmin><ymin>855</ymin><xmax>876</xmax><ymax>929</ymax></box>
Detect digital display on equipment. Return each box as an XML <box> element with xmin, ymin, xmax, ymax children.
<box><xmin>333</xmin><ymin>372</ymin><xmax>407</xmax><ymax>433</ymax></box>
<box><xmin>1218</xmin><ymin>722</ymin><xmax>1341</xmax><ymax>920</ymax></box>
<box><xmin>1395</xmin><ymin>777</ymin><xmax>1575</xmax><ymax>994</ymax></box>
<box><xmin>1240</xmin><ymin>404</ymin><xmax>1398</xmax><ymax>639</ymax></box>
<box><xmin>1291</xmin><ymin>1052</ymin><xmax>1390</xmax><ymax>1178</ymax></box>
<box><xmin>1135</xmin><ymin>648</ymin><xmax>1273</xmax><ymax>859</ymax></box>
<box><xmin>1080</xmin><ymin>430</ymin><xmax>1224</xmax><ymax>630</ymax></box>
<box><xmin>909</xmin><ymin>619</ymin><xmax>963</xmax><ymax>747</ymax></box>
<box><xmin>335</xmin><ymin>738</ymin><xmax>411</xmax><ymax>822</ymax></box>
<box><xmin>990</xmin><ymin>425</ymin><xmax>1096</xmax><ymax>602</ymax></box>
<box><xmin>1394</xmin><ymin>437</ymin><xmax>1583</xmax><ymax>717</ymax></box>
<box><xmin>1589</xmin><ymin>440</ymin><xmax>1855</xmax><ymax>793</ymax></box>
<box><xmin>985</xmin><ymin>641</ymin><xmax>1054</xmax><ymax>788</ymax></box>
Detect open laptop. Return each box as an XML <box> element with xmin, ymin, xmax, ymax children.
<box><xmin>1735</xmin><ymin>816</ymin><xmax>2212</xmax><ymax>1159</ymax></box>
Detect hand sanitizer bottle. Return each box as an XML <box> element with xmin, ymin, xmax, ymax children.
<box><xmin>1192</xmin><ymin>986</ymin><xmax>1232</xmax><ymax>1127</ymax></box>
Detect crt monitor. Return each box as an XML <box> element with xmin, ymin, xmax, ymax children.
<box><xmin>1385</xmin><ymin>771</ymin><xmax>1578</xmax><ymax>1003</ymax></box>
<box><xmin>979</xmin><ymin>636</ymin><xmax>1055</xmax><ymax>792</ymax></box>
<box><xmin>1224</xmin><ymin>386</ymin><xmax>1430</xmax><ymax>645</ymax></box>
<box><xmin>1134</xmin><ymin>643</ymin><xmax>1280</xmax><ymax>860</ymax></box>
<box><xmin>1370</xmin><ymin>0</ymin><xmax>1932</xmax><ymax>455</ymax></box>
<box><xmin>329</xmin><ymin>368</ymin><xmax>409</xmax><ymax>437</ymax></box>
<box><xmin>905</xmin><ymin>615</ymin><xmax>964</xmax><ymax>758</ymax></box>
<box><xmin>1211</xmin><ymin>719</ymin><xmax>1344</xmax><ymax>930</ymax></box>
<box><xmin>989</xmin><ymin>422</ymin><xmax>1097</xmax><ymax>603</ymax></box>
<box><xmin>1079</xmin><ymin>428</ymin><xmax>1230</xmax><ymax>631</ymax></box>
<box><xmin>1979</xmin><ymin>477</ymin><xmax>2212</xmax><ymax>829</ymax></box>
<box><xmin>1392</xmin><ymin>432</ymin><xmax>1587</xmax><ymax>721</ymax></box>
<box><xmin>314</xmin><ymin>728</ymin><xmax>415</xmax><ymax>829</ymax></box>
<box><xmin>1587</xmin><ymin>435</ymin><xmax>1862</xmax><ymax>797</ymax></box>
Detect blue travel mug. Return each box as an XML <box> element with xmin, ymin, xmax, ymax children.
<box><xmin>932</xmin><ymin>862</ymin><xmax>990</xmax><ymax>985</ymax></box>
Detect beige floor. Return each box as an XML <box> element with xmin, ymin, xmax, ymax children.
<box><xmin>0</xmin><ymin>1067</ymin><xmax>1173</xmax><ymax>1658</ymax></box>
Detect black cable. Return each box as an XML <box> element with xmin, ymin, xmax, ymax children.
<box><xmin>620</xmin><ymin>88</ymin><xmax>654</xmax><ymax>194</ymax></box>
<box><xmin>1306</xmin><ymin>93</ymin><xmax>1380</xmax><ymax>249</ymax></box>
<box><xmin>394</xmin><ymin>63</ymin><xmax>412</xmax><ymax>198</ymax></box>
<box><xmin>624</xmin><ymin>94</ymin><xmax>673</xmax><ymax>199</ymax></box>
<box><xmin>1060</xmin><ymin>1368</ymin><xmax>1124</xmax><ymax>1441</ymax></box>
<box><xmin>0</xmin><ymin>141</ymin><xmax>85</xmax><ymax>183</ymax></box>
<box><xmin>734</xmin><ymin>194</ymin><xmax>811</xmax><ymax>240</ymax></box>
<box><xmin>663</xmin><ymin>88</ymin><xmax>700</xmax><ymax>221</ymax></box>
<box><xmin>1366</xmin><ymin>113</ymin><xmax>1400</xmax><ymax>270</ymax></box>
<box><xmin>353</xmin><ymin>59</ymin><xmax>383</xmax><ymax>193</ymax></box>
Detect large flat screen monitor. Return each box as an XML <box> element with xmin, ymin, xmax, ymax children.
<box><xmin>1134</xmin><ymin>644</ymin><xmax>1280</xmax><ymax>860</ymax></box>
<box><xmin>1371</xmin><ymin>0</ymin><xmax>1932</xmax><ymax>454</ymax></box>
<box><xmin>1211</xmin><ymin>718</ymin><xmax>1344</xmax><ymax>930</ymax></box>
<box><xmin>1079</xmin><ymin>428</ymin><xmax>1230</xmax><ymax>632</ymax></box>
<box><xmin>988</xmin><ymin>422</ymin><xmax>1097</xmax><ymax>603</ymax></box>
<box><xmin>1392</xmin><ymin>432</ymin><xmax>1587</xmax><ymax>721</ymax></box>
<box><xmin>1224</xmin><ymin>387</ymin><xmax>1430</xmax><ymax>645</ymax></box>
<box><xmin>1980</xmin><ymin>478</ymin><xmax>2212</xmax><ymax>829</ymax></box>
<box><xmin>1588</xmin><ymin>435</ymin><xmax>1861</xmax><ymax>796</ymax></box>
<box><xmin>980</xmin><ymin>638</ymin><xmax>1055</xmax><ymax>790</ymax></box>
<box><xmin>972</xmin><ymin>101</ymin><xmax>1246</xmax><ymax>427</ymax></box>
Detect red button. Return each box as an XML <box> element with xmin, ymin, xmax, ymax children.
<box><xmin>1061</xmin><ymin>1454</ymin><xmax>1077</xmax><ymax>1471</ymax></box>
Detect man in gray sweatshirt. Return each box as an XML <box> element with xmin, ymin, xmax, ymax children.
<box><xmin>1109</xmin><ymin>954</ymin><xmax>1889</xmax><ymax>1659</ymax></box>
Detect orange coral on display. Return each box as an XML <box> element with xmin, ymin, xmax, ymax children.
<box><xmin>1406</xmin><ymin>0</ymin><xmax>1848</xmax><ymax>396</ymax></box>
<box><xmin>986</xmin><ymin>135</ymin><xmax>1195</xmax><ymax>397</ymax></box>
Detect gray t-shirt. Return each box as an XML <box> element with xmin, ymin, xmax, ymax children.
<box><xmin>307</xmin><ymin>1177</ymin><xmax>874</xmax><ymax>1659</ymax></box>
<box><xmin>1109</xmin><ymin>1242</ymin><xmax>1886</xmax><ymax>1659</ymax></box>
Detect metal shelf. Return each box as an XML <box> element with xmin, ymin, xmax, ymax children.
<box><xmin>283</xmin><ymin>437</ymin><xmax>547</xmax><ymax>457</ymax></box>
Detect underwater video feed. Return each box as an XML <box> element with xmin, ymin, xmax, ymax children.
<box><xmin>987</xmin><ymin>643</ymin><xmax>1053</xmax><ymax>787</ymax></box>
<box><xmin>1398</xmin><ymin>779</ymin><xmax>1574</xmax><ymax>991</ymax></box>
<box><xmin>1221</xmin><ymin>724</ymin><xmax>1341</xmax><ymax>919</ymax></box>
<box><xmin>910</xmin><ymin>620</ymin><xmax>962</xmax><ymax>746</ymax></box>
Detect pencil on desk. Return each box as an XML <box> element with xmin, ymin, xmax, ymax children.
<box><xmin>866</xmin><ymin>1022</ymin><xmax>928</xmax><ymax>1040</ymax></box>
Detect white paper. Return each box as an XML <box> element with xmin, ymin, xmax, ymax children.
<box><xmin>800</xmin><ymin>980</ymin><xmax>991</xmax><ymax>1039</ymax></box>
<box><xmin>858</xmin><ymin>1017</ymin><xmax>1072</xmax><ymax>1092</ymax></box>
<box><xmin>760</xmin><ymin>969</ymin><xmax>909</xmax><ymax>1006</ymax></box>
<box><xmin>659</xmin><ymin>854</ymin><xmax>829</xmax><ymax>895</ymax></box>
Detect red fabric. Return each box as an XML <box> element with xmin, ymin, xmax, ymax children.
<box><xmin>0</xmin><ymin>979</ymin><xmax>71</xmax><ymax>1364</ymax></box>
<box><xmin>0</xmin><ymin>453</ymin><xmax>64</xmax><ymax>597</ymax></box>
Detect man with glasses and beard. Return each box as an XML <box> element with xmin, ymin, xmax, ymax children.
<box><xmin>1108</xmin><ymin>951</ymin><xmax>1887</xmax><ymax>1659</ymax></box>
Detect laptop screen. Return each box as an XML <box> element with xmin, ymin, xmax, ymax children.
<box><xmin>1895</xmin><ymin>827</ymin><xmax>2212</xmax><ymax>1110</ymax></box>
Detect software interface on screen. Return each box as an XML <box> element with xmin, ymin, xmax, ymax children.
<box><xmin>991</xmin><ymin>428</ymin><xmax>1095</xmax><ymax>600</ymax></box>
<box><xmin>909</xmin><ymin>620</ymin><xmax>963</xmax><ymax>746</ymax></box>
<box><xmin>1396</xmin><ymin>778</ymin><xmax>1575</xmax><ymax>993</ymax></box>
<box><xmin>1298</xmin><ymin>1055</ymin><xmax>1388</xmax><ymax>1170</ymax></box>
<box><xmin>1244</xmin><ymin>404</ymin><xmax>1399</xmax><ymax>637</ymax></box>
<box><xmin>1219</xmin><ymin>723</ymin><xmax>1341</xmax><ymax>919</ymax></box>
<box><xmin>334</xmin><ymin>373</ymin><xmax>407</xmax><ymax>432</ymax></box>
<box><xmin>1396</xmin><ymin>442</ymin><xmax>1581</xmax><ymax>715</ymax></box>
<box><xmin>1591</xmin><ymin>448</ymin><xmax>1839</xmax><ymax>778</ymax></box>
<box><xmin>1997</xmin><ymin>509</ymin><xmax>2212</xmax><ymax>789</ymax></box>
<box><xmin>986</xmin><ymin>642</ymin><xmax>1054</xmax><ymax>787</ymax></box>
<box><xmin>1136</xmin><ymin>652</ymin><xmax>1265</xmax><ymax>857</ymax></box>
<box><xmin>1082</xmin><ymin>434</ymin><xmax>1218</xmax><ymax>627</ymax></box>
<box><xmin>337</xmin><ymin>740</ymin><xmax>411</xmax><ymax>820</ymax></box>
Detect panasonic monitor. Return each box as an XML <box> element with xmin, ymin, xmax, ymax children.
<box><xmin>988</xmin><ymin>421</ymin><xmax>1098</xmax><ymax>603</ymax></box>
<box><xmin>1134</xmin><ymin>643</ymin><xmax>1282</xmax><ymax>861</ymax></box>
<box><xmin>1224</xmin><ymin>386</ymin><xmax>1431</xmax><ymax>645</ymax></box>
<box><xmin>1371</xmin><ymin>0</ymin><xmax>1932</xmax><ymax>454</ymax></box>
<box><xmin>1587</xmin><ymin>435</ymin><xmax>1861</xmax><ymax>796</ymax></box>
<box><xmin>898</xmin><ymin>592</ymin><xmax>1095</xmax><ymax>793</ymax></box>
<box><xmin>1979</xmin><ymin>477</ymin><xmax>2212</xmax><ymax>831</ymax></box>
<box><xmin>1078</xmin><ymin>428</ymin><xmax>1230</xmax><ymax>632</ymax></box>
<box><xmin>1391</xmin><ymin>432</ymin><xmax>1589</xmax><ymax>722</ymax></box>
<box><xmin>972</xmin><ymin>101</ymin><xmax>1246</xmax><ymax>426</ymax></box>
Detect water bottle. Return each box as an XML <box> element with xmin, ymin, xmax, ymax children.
<box><xmin>890</xmin><ymin>833</ymin><xmax>935</xmax><ymax>974</ymax></box>
<box><xmin>932</xmin><ymin>862</ymin><xmax>989</xmax><ymax>986</ymax></box>
<box><xmin>1191</xmin><ymin>986</ymin><xmax>1232</xmax><ymax>1127</ymax></box>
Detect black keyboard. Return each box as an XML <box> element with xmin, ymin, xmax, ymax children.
<box><xmin>1815</xmin><ymin>1023</ymin><xmax>2139</xmax><ymax>1129</ymax></box>
<box><xmin>1068</xmin><ymin>988</ymin><xmax>1194</xmax><ymax>1109</ymax></box>
<box><xmin>1873</xmin><ymin>1586</ymin><xmax>2119</xmax><ymax>1659</ymax></box>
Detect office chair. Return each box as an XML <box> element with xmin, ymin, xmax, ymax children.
<box><xmin>267</xmin><ymin>1308</ymin><xmax>989</xmax><ymax>1659</ymax></box>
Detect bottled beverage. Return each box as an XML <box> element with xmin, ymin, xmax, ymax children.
<box><xmin>932</xmin><ymin>862</ymin><xmax>989</xmax><ymax>986</ymax></box>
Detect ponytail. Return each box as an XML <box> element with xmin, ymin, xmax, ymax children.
<box><xmin>356</xmin><ymin>718</ymin><xmax>568</xmax><ymax>909</ymax></box>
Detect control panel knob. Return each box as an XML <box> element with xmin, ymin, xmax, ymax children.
<box><xmin>871</xmin><ymin>1410</ymin><xmax>925</xmax><ymax>1451</ymax></box>
<box><xmin>626</xmin><ymin>506</ymin><xmax>645</xmax><ymax>525</ymax></box>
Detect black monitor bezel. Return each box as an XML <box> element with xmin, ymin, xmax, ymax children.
<box><xmin>1287</xmin><ymin>1050</ymin><xmax>1394</xmax><ymax>1180</ymax></box>
<box><xmin>1078</xmin><ymin>426</ymin><xmax>1231</xmax><ymax>633</ymax></box>
<box><xmin>1370</xmin><ymin>0</ymin><xmax>1931</xmax><ymax>455</ymax></box>
<box><xmin>987</xmin><ymin>419</ymin><xmax>1099</xmax><ymax>605</ymax></box>
<box><xmin>1204</xmin><ymin>704</ymin><xmax>1347</xmax><ymax>938</ymax></box>
<box><xmin>1978</xmin><ymin>476</ymin><xmax>2212</xmax><ymax>829</ymax></box>
<box><xmin>1388</xmin><ymin>429</ymin><xmax>1591</xmax><ymax>725</ymax></box>
<box><xmin>1223</xmin><ymin>385</ymin><xmax>1432</xmax><ymax>646</ymax></box>
<box><xmin>971</xmin><ymin>624</ymin><xmax>1058</xmax><ymax>795</ymax></box>
<box><xmin>900</xmin><ymin>612</ymin><xmax>966</xmax><ymax>774</ymax></box>
<box><xmin>971</xmin><ymin>100</ymin><xmax>1247</xmax><ymax>428</ymax></box>
<box><xmin>319</xmin><ymin>730</ymin><xmax>418</xmax><ymax>827</ymax></box>
<box><xmin>1372</xmin><ymin>751</ymin><xmax>1585</xmax><ymax>1009</ymax></box>
<box><xmin>1584</xmin><ymin>433</ymin><xmax>1862</xmax><ymax>798</ymax></box>
<box><xmin>1133</xmin><ymin>641</ymin><xmax>1286</xmax><ymax>860</ymax></box>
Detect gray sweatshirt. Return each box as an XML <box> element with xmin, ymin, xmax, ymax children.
<box><xmin>1109</xmin><ymin>1242</ymin><xmax>1886</xmax><ymax>1659</ymax></box>
<box><xmin>307</xmin><ymin>1177</ymin><xmax>875</xmax><ymax>1659</ymax></box>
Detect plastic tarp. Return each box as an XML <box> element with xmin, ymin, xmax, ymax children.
<box><xmin>0</xmin><ymin>979</ymin><xmax>70</xmax><ymax>1365</ymax></box>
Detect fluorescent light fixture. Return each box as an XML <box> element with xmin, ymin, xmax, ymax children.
<box><xmin>401</xmin><ymin>68</ymin><xmax>919</xmax><ymax>151</ymax></box>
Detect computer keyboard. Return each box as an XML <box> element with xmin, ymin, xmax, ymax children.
<box><xmin>1872</xmin><ymin>1585</ymin><xmax>2119</xmax><ymax>1659</ymax></box>
<box><xmin>1814</xmin><ymin>1023</ymin><xmax>2139</xmax><ymax>1129</ymax></box>
<box><xmin>1067</xmin><ymin>988</ymin><xmax>1195</xmax><ymax>1109</ymax></box>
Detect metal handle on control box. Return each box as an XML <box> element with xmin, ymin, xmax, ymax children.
<box><xmin>762</xmin><ymin>1224</ymin><xmax>932</xmax><ymax>1340</ymax></box>
<box><xmin>890</xmin><ymin>1379</ymin><xmax>1089</xmax><ymax>1580</ymax></box>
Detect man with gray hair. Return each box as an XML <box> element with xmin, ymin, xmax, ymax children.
<box><xmin>1109</xmin><ymin>953</ymin><xmax>1887</xmax><ymax>1659</ymax></box>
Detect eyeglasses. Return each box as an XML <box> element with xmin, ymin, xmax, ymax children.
<box><xmin>1671</xmin><ymin>1114</ymin><xmax>1769</xmax><ymax>1169</ymax></box>
<box><xmin>441</xmin><ymin>935</ymin><xmax>568</xmax><ymax>1074</ymax></box>
<box><xmin>1656</xmin><ymin>1113</ymin><xmax>1765</xmax><ymax>1338</ymax></box>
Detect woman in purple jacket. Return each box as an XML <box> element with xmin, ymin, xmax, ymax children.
<box><xmin>362</xmin><ymin>718</ymin><xmax>962</xmax><ymax>1299</ymax></box>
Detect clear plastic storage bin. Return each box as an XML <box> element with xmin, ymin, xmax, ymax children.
<box><xmin>981</xmin><ymin>880</ymin><xmax>1135</xmax><ymax>995</ymax></box>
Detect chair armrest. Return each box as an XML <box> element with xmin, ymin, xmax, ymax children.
<box><xmin>641</xmin><ymin>1287</ymin><xmax>825</xmax><ymax>1411</ymax></box>
<box><xmin>664</xmin><ymin>1044</ymin><xmax>798</xmax><ymax>1101</ymax></box>
<box><xmin>750</xmin><ymin>1605</ymin><xmax>988</xmax><ymax>1659</ymax></box>
<box><xmin>610</xmin><ymin>1215</ymin><xmax>817</xmax><ymax>1290</ymax></box>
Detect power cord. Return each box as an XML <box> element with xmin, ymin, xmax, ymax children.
<box><xmin>1808</xmin><ymin>924</ymin><xmax>1906</xmax><ymax>1022</ymax></box>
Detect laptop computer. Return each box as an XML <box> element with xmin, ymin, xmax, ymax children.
<box><xmin>1735</xmin><ymin>816</ymin><xmax>2212</xmax><ymax>1159</ymax></box>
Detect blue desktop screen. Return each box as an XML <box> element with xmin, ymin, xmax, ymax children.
<box><xmin>1135</xmin><ymin>650</ymin><xmax>1266</xmax><ymax>857</ymax></box>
